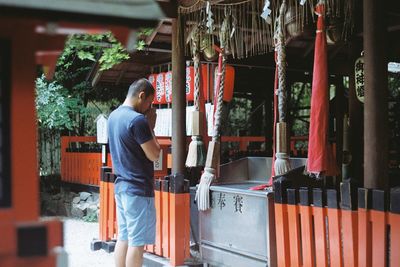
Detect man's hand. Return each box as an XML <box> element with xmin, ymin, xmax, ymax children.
<box><xmin>145</xmin><ymin>107</ymin><xmax>157</xmax><ymax>130</ymax></box>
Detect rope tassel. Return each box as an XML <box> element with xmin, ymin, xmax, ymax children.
<box><xmin>186</xmin><ymin>27</ymin><xmax>207</xmax><ymax>168</ymax></box>
<box><xmin>196</xmin><ymin>49</ymin><xmax>226</xmax><ymax>211</ymax></box>
<box><xmin>274</xmin><ymin>122</ymin><xmax>291</xmax><ymax>175</ymax></box>
<box><xmin>186</xmin><ymin>129</ymin><xmax>206</xmax><ymax>167</ymax></box>
<box><xmin>273</xmin><ymin>0</ymin><xmax>291</xmax><ymax>176</ymax></box>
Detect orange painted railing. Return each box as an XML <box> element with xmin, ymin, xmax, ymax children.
<box><xmin>61</xmin><ymin>136</ymin><xmax>171</xmax><ymax>186</ymax></box>
<box><xmin>61</xmin><ymin>136</ymin><xmax>103</xmax><ymax>186</ymax></box>
<box><xmin>61</xmin><ymin>135</ymin><xmax>322</xmax><ymax>187</ymax></box>
<box><xmin>98</xmin><ymin>167</ymin><xmax>117</xmax><ymax>243</ymax></box>
<box><xmin>274</xmin><ymin>179</ymin><xmax>400</xmax><ymax>267</ymax></box>
<box><xmin>98</xmin><ymin>168</ymin><xmax>190</xmax><ymax>266</ymax></box>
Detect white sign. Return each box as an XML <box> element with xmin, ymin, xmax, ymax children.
<box><xmin>96</xmin><ymin>114</ymin><xmax>108</xmax><ymax>144</ymax></box>
<box><xmin>154</xmin><ymin>149</ymin><xmax>163</xmax><ymax>171</ymax></box>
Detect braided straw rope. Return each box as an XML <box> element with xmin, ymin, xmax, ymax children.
<box><xmin>193</xmin><ymin>51</ymin><xmax>201</xmax><ymax>111</ymax></box>
<box><xmin>275</xmin><ymin>0</ymin><xmax>287</xmax><ymax>123</ymax></box>
<box><xmin>213</xmin><ymin>54</ymin><xmax>226</xmax><ymax>141</ymax></box>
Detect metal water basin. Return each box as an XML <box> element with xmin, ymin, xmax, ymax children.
<box><xmin>199</xmin><ymin>181</ymin><xmax>276</xmax><ymax>267</ymax></box>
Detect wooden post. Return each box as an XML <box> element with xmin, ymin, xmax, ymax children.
<box><xmin>171</xmin><ymin>17</ymin><xmax>186</xmax><ymax>175</ymax></box>
<box><xmin>335</xmin><ymin>76</ymin><xmax>344</xmax><ymax>184</ymax></box>
<box><xmin>170</xmin><ymin>16</ymin><xmax>189</xmax><ymax>267</ymax></box>
<box><xmin>363</xmin><ymin>0</ymin><xmax>388</xmax><ymax>189</ymax></box>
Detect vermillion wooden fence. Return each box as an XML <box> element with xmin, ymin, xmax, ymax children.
<box><xmin>60</xmin><ymin>136</ymin><xmax>105</xmax><ymax>186</ymax></box>
<box><xmin>61</xmin><ymin>136</ymin><xmax>171</xmax><ymax>186</ymax></box>
<box><xmin>274</xmin><ymin>177</ymin><xmax>400</xmax><ymax>267</ymax></box>
<box><xmin>60</xmin><ymin>135</ymin><xmax>316</xmax><ymax>187</ymax></box>
<box><xmin>96</xmin><ymin>167</ymin><xmax>190</xmax><ymax>266</ymax></box>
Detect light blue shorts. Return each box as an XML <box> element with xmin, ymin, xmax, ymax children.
<box><xmin>115</xmin><ymin>192</ymin><xmax>156</xmax><ymax>247</ymax></box>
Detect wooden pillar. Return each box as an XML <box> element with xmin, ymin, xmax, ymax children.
<box><xmin>170</xmin><ymin>16</ymin><xmax>189</xmax><ymax>267</ymax></box>
<box><xmin>171</xmin><ymin>17</ymin><xmax>186</xmax><ymax>175</ymax></box>
<box><xmin>348</xmin><ymin>46</ymin><xmax>363</xmax><ymax>183</ymax></box>
<box><xmin>334</xmin><ymin>76</ymin><xmax>344</xmax><ymax>184</ymax></box>
<box><xmin>363</xmin><ymin>0</ymin><xmax>388</xmax><ymax>189</ymax></box>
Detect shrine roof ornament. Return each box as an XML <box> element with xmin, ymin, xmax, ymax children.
<box><xmin>179</xmin><ymin>0</ymin><xmax>355</xmax><ymax>59</ymax></box>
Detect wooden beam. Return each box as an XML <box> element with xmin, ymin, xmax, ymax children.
<box><xmin>91</xmin><ymin>70</ymin><xmax>103</xmax><ymax>87</ymax></box>
<box><xmin>115</xmin><ymin>68</ymin><xmax>127</xmax><ymax>86</ymax></box>
<box><xmin>157</xmin><ymin>0</ymin><xmax>178</xmax><ymax>18</ymax></box>
<box><xmin>145</xmin><ymin>20</ymin><xmax>164</xmax><ymax>46</ymax></box>
<box><xmin>0</xmin><ymin>6</ymin><xmax>159</xmax><ymax>28</ymax></box>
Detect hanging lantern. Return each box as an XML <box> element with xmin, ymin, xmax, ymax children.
<box><xmin>201</xmin><ymin>64</ymin><xmax>210</xmax><ymax>101</ymax></box>
<box><xmin>154</xmin><ymin>72</ymin><xmax>166</xmax><ymax>104</ymax></box>
<box><xmin>213</xmin><ymin>64</ymin><xmax>235</xmax><ymax>102</ymax></box>
<box><xmin>354</xmin><ymin>56</ymin><xmax>364</xmax><ymax>103</ymax></box>
<box><xmin>148</xmin><ymin>73</ymin><xmax>157</xmax><ymax>89</ymax></box>
<box><xmin>187</xmin><ymin>64</ymin><xmax>211</xmax><ymax>102</ymax></box>
<box><xmin>148</xmin><ymin>73</ymin><xmax>158</xmax><ymax>103</ymax></box>
<box><xmin>164</xmin><ymin>71</ymin><xmax>172</xmax><ymax>103</ymax></box>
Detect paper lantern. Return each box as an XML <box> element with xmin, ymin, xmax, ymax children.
<box><xmin>213</xmin><ymin>64</ymin><xmax>235</xmax><ymax>102</ymax></box>
<box><xmin>164</xmin><ymin>71</ymin><xmax>172</xmax><ymax>103</ymax></box>
<box><xmin>186</xmin><ymin>65</ymin><xmax>210</xmax><ymax>102</ymax></box>
<box><xmin>148</xmin><ymin>73</ymin><xmax>156</xmax><ymax>88</ymax></box>
<box><xmin>201</xmin><ymin>64</ymin><xmax>210</xmax><ymax>101</ymax></box>
<box><xmin>148</xmin><ymin>73</ymin><xmax>158</xmax><ymax>103</ymax></box>
<box><xmin>154</xmin><ymin>72</ymin><xmax>166</xmax><ymax>104</ymax></box>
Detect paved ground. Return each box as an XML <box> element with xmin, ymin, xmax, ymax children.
<box><xmin>63</xmin><ymin>218</ymin><xmax>115</xmax><ymax>267</ymax></box>
<box><xmin>62</xmin><ymin>218</ymin><xmax>200</xmax><ymax>267</ymax></box>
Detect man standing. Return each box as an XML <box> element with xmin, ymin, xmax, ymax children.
<box><xmin>108</xmin><ymin>78</ymin><xmax>161</xmax><ymax>267</ymax></box>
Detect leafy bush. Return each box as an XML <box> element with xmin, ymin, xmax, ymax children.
<box><xmin>35</xmin><ymin>75</ymin><xmax>80</xmax><ymax>130</ymax></box>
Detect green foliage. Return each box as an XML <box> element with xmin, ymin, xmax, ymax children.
<box><xmin>99</xmin><ymin>41</ymin><xmax>129</xmax><ymax>71</ymax></box>
<box><xmin>56</xmin><ymin>33</ymin><xmax>130</xmax><ymax>87</ymax></box>
<box><xmin>289</xmin><ymin>82</ymin><xmax>311</xmax><ymax>136</ymax></box>
<box><xmin>35</xmin><ymin>75</ymin><xmax>79</xmax><ymax>130</ymax></box>
<box><xmin>226</xmin><ymin>98</ymin><xmax>252</xmax><ymax>136</ymax></box>
<box><xmin>136</xmin><ymin>28</ymin><xmax>154</xmax><ymax>51</ymax></box>
<box><xmin>77</xmin><ymin>50</ymin><xmax>96</xmax><ymax>61</ymax></box>
<box><xmin>139</xmin><ymin>28</ymin><xmax>154</xmax><ymax>36</ymax></box>
<box><xmin>40</xmin><ymin>32</ymin><xmax>130</xmax><ymax>135</ymax></box>
<box><xmin>136</xmin><ymin>40</ymin><xmax>146</xmax><ymax>51</ymax></box>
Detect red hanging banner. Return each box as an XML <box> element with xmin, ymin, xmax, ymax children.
<box><xmin>307</xmin><ymin>4</ymin><xmax>338</xmax><ymax>176</ymax></box>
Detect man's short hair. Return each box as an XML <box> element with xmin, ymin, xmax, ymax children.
<box><xmin>127</xmin><ymin>78</ymin><xmax>155</xmax><ymax>98</ymax></box>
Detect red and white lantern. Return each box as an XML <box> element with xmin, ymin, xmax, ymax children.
<box><xmin>164</xmin><ymin>71</ymin><xmax>172</xmax><ymax>103</ymax></box>
<box><xmin>154</xmin><ymin>72</ymin><xmax>166</xmax><ymax>104</ymax></box>
<box><xmin>213</xmin><ymin>64</ymin><xmax>235</xmax><ymax>102</ymax></box>
<box><xmin>148</xmin><ymin>73</ymin><xmax>157</xmax><ymax>89</ymax></box>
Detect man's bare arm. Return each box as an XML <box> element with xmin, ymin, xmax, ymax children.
<box><xmin>141</xmin><ymin>137</ymin><xmax>160</xmax><ymax>162</ymax></box>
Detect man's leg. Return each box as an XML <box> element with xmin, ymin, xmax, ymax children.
<box><xmin>115</xmin><ymin>192</ymin><xmax>129</xmax><ymax>267</ymax></box>
<box><xmin>126</xmin><ymin>245</ymin><xmax>144</xmax><ymax>267</ymax></box>
<box><xmin>125</xmin><ymin>195</ymin><xmax>156</xmax><ymax>267</ymax></box>
<box><xmin>114</xmin><ymin>240</ymin><xmax>128</xmax><ymax>267</ymax></box>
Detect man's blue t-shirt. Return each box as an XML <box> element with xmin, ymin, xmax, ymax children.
<box><xmin>108</xmin><ymin>105</ymin><xmax>154</xmax><ymax>197</ymax></box>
